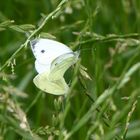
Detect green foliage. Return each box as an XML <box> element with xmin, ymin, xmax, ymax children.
<box><xmin>0</xmin><ymin>0</ymin><xmax>140</xmax><ymax>140</ymax></box>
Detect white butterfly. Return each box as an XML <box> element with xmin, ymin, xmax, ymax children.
<box><xmin>30</xmin><ymin>38</ymin><xmax>79</xmax><ymax>95</ymax></box>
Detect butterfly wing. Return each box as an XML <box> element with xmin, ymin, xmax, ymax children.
<box><xmin>35</xmin><ymin>60</ymin><xmax>50</xmax><ymax>74</ymax></box>
<box><xmin>49</xmin><ymin>52</ymin><xmax>79</xmax><ymax>80</ymax></box>
<box><xmin>33</xmin><ymin>71</ymin><xmax>69</xmax><ymax>95</ymax></box>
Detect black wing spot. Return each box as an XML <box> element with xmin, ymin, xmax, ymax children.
<box><xmin>41</xmin><ymin>50</ymin><xmax>45</xmax><ymax>53</ymax></box>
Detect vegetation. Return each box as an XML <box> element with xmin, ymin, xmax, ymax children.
<box><xmin>0</xmin><ymin>0</ymin><xmax>140</xmax><ymax>140</ymax></box>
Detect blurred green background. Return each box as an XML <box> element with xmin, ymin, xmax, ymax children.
<box><xmin>0</xmin><ymin>0</ymin><xmax>140</xmax><ymax>140</ymax></box>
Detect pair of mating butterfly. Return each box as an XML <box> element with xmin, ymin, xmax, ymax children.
<box><xmin>30</xmin><ymin>38</ymin><xmax>79</xmax><ymax>95</ymax></box>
